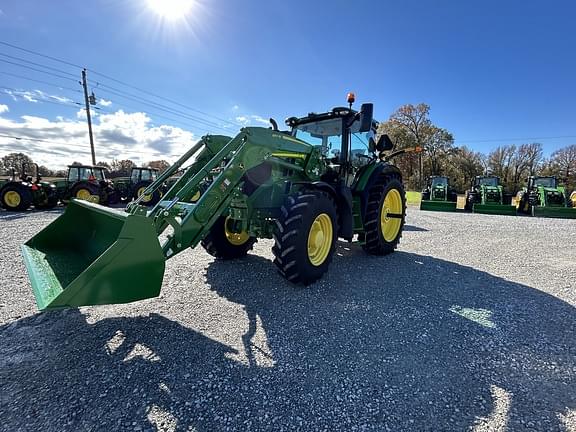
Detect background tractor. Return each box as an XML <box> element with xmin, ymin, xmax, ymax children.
<box><xmin>54</xmin><ymin>164</ymin><xmax>119</xmax><ymax>205</ymax></box>
<box><xmin>0</xmin><ymin>163</ymin><xmax>58</xmax><ymax>211</ymax></box>
<box><xmin>21</xmin><ymin>96</ymin><xmax>408</xmax><ymax>310</ymax></box>
<box><xmin>112</xmin><ymin>167</ymin><xmax>164</xmax><ymax>206</ymax></box>
<box><xmin>464</xmin><ymin>175</ymin><xmax>515</xmax><ymax>215</ymax></box>
<box><xmin>515</xmin><ymin>176</ymin><xmax>575</xmax><ymax>218</ymax></box>
<box><xmin>420</xmin><ymin>175</ymin><xmax>458</xmax><ymax>211</ymax></box>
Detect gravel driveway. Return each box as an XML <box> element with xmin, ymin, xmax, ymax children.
<box><xmin>1</xmin><ymin>207</ymin><xmax>575</xmax><ymax>431</ymax></box>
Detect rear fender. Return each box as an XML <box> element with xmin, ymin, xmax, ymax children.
<box><xmin>353</xmin><ymin>163</ymin><xmax>402</xmax><ymax>222</ymax></box>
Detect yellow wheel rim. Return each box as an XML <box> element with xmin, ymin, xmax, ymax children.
<box><xmin>225</xmin><ymin>217</ymin><xmax>250</xmax><ymax>246</ymax></box>
<box><xmin>76</xmin><ymin>189</ymin><xmax>91</xmax><ymax>201</ymax></box>
<box><xmin>191</xmin><ymin>190</ymin><xmax>201</xmax><ymax>202</ymax></box>
<box><xmin>380</xmin><ymin>189</ymin><xmax>402</xmax><ymax>242</ymax></box>
<box><xmin>137</xmin><ymin>187</ymin><xmax>152</xmax><ymax>203</ymax></box>
<box><xmin>4</xmin><ymin>191</ymin><xmax>21</xmax><ymax>207</ymax></box>
<box><xmin>307</xmin><ymin>213</ymin><xmax>333</xmax><ymax>266</ymax></box>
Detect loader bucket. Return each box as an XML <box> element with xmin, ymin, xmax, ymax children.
<box><xmin>532</xmin><ymin>206</ymin><xmax>576</xmax><ymax>219</ymax></box>
<box><xmin>21</xmin><ymin>200</ymin><xmax>165</xmax><ymax>310</ymax></box>
<box><xmin>419</xmin><ymin>200</ymin><xmax>458</xmax><ymax>212</ymax></box>
<box><xmin>473</xmin><ymin>204</ymin><xmax>517</xmax><ymax>216</ymax></box>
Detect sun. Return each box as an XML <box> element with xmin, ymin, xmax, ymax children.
<box><xmin>146</xmin><ymin>0</ymin><xmax>195</xmax><ymax>20</ymax></box>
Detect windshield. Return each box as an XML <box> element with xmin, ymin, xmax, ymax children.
<box><xmin>431</xmin><ymin>177</ymin><xmax>448</xmax><ymax>187</ymax></box>
<box><xmin>478</xmin><ymin>177</ymin><xmax>498</xmax><ymax>187</ymax></box>
<box><xmin>533</xmin><ymin>177</ymin><xmax>557</xmax><ymax>188</ymax></box>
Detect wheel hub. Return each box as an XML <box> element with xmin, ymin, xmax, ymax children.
<box><xmin>307</xmin><ymin>213</ymin><xmax>333</xmax><ymax>266</ymax></box>
<box><xmin>4</xmin><ymin>191</ymin><xmax>21</xmax><ymax>207</ymax></box>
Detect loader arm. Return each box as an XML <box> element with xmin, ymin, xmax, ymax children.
<box><xmin>21</xmin><ymin>127</ymin><xmax>316</xmax><ymax>309</ymax></box>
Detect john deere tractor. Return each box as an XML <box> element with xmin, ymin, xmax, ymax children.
<box><xmin>112</xmin><ymin>167</ymin><xmax>164</xmax><ymax>206</ymax></box>
<box><xmin>420</xmin><ymin>176</ymin><xmax>458</xmax><ymax>212</ymax></box>
<box><xmin>0</xmin><ymin>163</ymin><xmax>58</xmax><ymax>211</ymax></box>
<box><xmin>464</xmin><ymin>175</ymin><xmax>515</xmax><ymax>215</ymax></box>
<box><xmin>54</xmin><ymin>164</ymin><xmax>119</xmax><ymax>205</ymax></box>
<box><xmin>515</xmin><ymin>176</ymin><xmax>575</xmax><ymax>218</ymax></box>
<box><xmin>21</xmin><ymin>97</ymin><xmax>408</xmax><ymax>310</ymax></box>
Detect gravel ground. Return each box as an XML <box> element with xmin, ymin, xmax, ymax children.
<box><xmin>0</xmin><ymin>206</ymin><xmax>575</xmax><ymax>432</ymax></box>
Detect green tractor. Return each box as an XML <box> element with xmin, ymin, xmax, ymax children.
<box><xmin>54</xmin><ymin>164</ymin><xmax>119</xmax><ymax>206</ymax></box>
<box><xmin>464</xmin><ymin>175</ymin><xmax>515</xmax><ymax>215</ymax></box>
<box><xmin>515</xmin><ymin>176</ymin><xmax>576</xmax><ymax>218</ymax></box>
<box><xmin>112</xmin><ymin>167</ymin><xmax>164</xmax><ymax>206</ymax></box>
<box><xmin>21</xmin><ymin>98</ymin><xmax>408</xmax><ymax>310</ymax></box>
<box><xmin>0</xmin><ymin>163</ymin><xmax>58</xmax><ymax>211</ymax></box>
<box><xmin>419</xmin><ymin>175</ymin><xmax>458</xmax><ymax>212</ymax></box>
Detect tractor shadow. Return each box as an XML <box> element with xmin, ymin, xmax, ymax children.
<box><xmin>402</xmin><ymin>224</ymin><xmax>428</xmax><ymax>232</ymax></box>
<box><xmin>1</xmin><ymin>250</ymin><xmax>575</xmax><ymax>431</ymax></box>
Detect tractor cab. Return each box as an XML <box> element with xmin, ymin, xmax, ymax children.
<box><xmin>286</xmin><ymin>100</ymin><xmax>392</xmax><ymax>185</ymax></box>
<box><xmin>130</xmin><ymin>167</ymin><xmax>158</xmax><ymax>183</ymax></box>
<box><xmin>474</xmin><ymin>176</ymin><xmax>499</xmax><ymax>188</ymax></box>
<box><xmin>67</xmin><ymin>165</ymin><xmax>107</xmax><ymax>184</ymax></box>
<box><xmin>430</xmin><ymin>176</ymin><xmax>449</xmax><ymax>189</ymax></box>
<box><xmin>529</xmin><ymin>176</ymin><xmax>557</xmax><ymax>189</ymax></box>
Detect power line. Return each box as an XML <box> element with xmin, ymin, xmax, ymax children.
<box><xmin>95</xmin><ymin>86</ymin><xmax>233</xmax><ymax>133</ymax></box>
<box><xmin>0</xmin><ymin>58</ymin><xmax>77</xmax><ymax>82</ymax></box>
<box><xmin>0</xmin><ymin>51</ymin><xmax>77</xmax><ymax>79</ymax></box>
<box><xmin>89</xmin><ymin>70</ymin><xmax>240</xmax><ymax>127</ymax></box>
<box><xmin>457</xmin><ymin>135</ymin><xmax>576</xmax><ymax>144</ymax></box>
<box><xmin>0</xmin><ymin>40</ymin><xmax>83</xmax><ymax>69</ymax></box>
<box><xmin>0</xmin><ymin>40</ymin><xmax>240</xmax><ymax>128</ymax></box>
<box><xmin>0</xmin><ymin>70</ymin><xmax>82</xmax><ymax>94</ymax></box>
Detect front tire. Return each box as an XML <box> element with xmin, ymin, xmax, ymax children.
<box><xmin>201</xmin><ymin>216</ymin><xmax>256</xmax><ymax>259</ymax></box>
<box><xmin>133</xmin><ymin>181</ymin><xmax>161</xmax><ymax>206</ymax></box>
<box><xmin>273</xmin><ymin>191</ymin><xmax>338</xmax><ymax>285</ymax></box>
<box><xmin>362</xmin><ymin>176</ymin><xmax>406</xmax><ymax>255</ymax></box>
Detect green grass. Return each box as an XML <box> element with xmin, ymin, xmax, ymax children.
<box><xmin>405</xmin><ymin>191</ymin><xmax>422</xmax><ymax>206</ymax></box>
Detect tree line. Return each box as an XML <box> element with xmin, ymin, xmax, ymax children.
<box><xmin>2</xmin><ymin>105</ymin><xmax>575</xmax><ymax>193</ymax></box>
<box><xmin>379</xmin><ymin>103</ymin><xmax>576</xmax><ymax>193</ymax></box>
<box><xmin>0</xmin><ymin>153</ymin><xmax>171</xmax><ymax>178</ymax></box>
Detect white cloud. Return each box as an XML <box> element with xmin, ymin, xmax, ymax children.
<box><xmin>1</xmin><ymin>88</ymin><xmax>75</xmax><ymax>105</ymax></box>
<box><xmin>250</xmin><ymin>115</ymin><xmax>270</xmax><ymax>126</ymax></box>
<box><xmin>235</xmin><ymin>114</ymin><xmax>269</xmax><ymax>127</ymax></box>
<box><xmin>0</xmin><ymin>104</ymin><xmax>8</xmax><ymax>114</ymax></box>
<box><xmin>99</xmin><ymin>98</ymin><xmax>112</xmax><ymax>107</ymax></box>
<box><xmin>232</xmin><ymin>104</ymin><xmax>239</xmax><ymax>111</ymax></box>
<box><xmin>0</xmin><ymin>109</ymin><xmax>196</xmax><ymax>169</ymax></box>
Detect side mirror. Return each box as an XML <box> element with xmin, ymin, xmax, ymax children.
<box><xmin>358</xmin><ymin>103</ymin><xmax>373</xmax><ymax>132</ymax></box>
<box><xmin>375</xmin><ymin>134</ymin><xmax>394</xmax><ymax>152</ymax></box>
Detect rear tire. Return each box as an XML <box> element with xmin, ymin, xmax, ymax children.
<box><xmin>362</xmin><ymin>176</ymin><xmax>405</xmax><ymax>255</ymax></box>
<box><xmin>201</xmin><ymin>216</ymin><xmax>257</xmax><ymax>259</ymax></box>
<box><xmin>1</xmin><ymin>184</ymin><xmax>32</xmax><ymax>211</ymax></box>
<box><xmin>273</xmin><ymin>191</ymin><xmax>338</xmax><ymax>285</ymax></box>
<box><xmin>71</xmin><ymin>183</ymin><xmax>100</xmax><ymax>204</ymax></box>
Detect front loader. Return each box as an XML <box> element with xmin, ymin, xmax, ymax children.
<box><xmin>464</xmin><ymin>175</ymin><xmax>516</xmax><ymax>216</ymax></box>
<box><xmin>22</xmin><ymin>96</ymin><xmax>408</xmax><ymax>310</ymax></box>
<box><xmin>515</xmin><ymin>176</ymin><xmax>576</xmax><ymax>219</ymax></box>
<box><xmin>419</xmin><ymin>176</ymin><xmax>458</xmax><ymax>212</ymax></box>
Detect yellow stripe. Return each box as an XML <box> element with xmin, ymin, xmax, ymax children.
<box><xmin>270</xmin><ymin>152</ymin><xmax>307</xmax><ymax>159</ymax></box>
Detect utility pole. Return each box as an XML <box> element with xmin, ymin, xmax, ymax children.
<box><xmin>81</xmin><ymin>68</ymin><xmax>96</xmax><ymax>165</ymax></box>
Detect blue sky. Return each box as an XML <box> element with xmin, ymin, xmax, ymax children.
<box><xmin>0</xmin><ymin>0</ymin><xmax>575</xmax><ymax>168</ymax></box>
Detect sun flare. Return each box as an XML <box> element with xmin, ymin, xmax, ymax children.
<box><xmin>146</xmin><ymin>0</ymin><xmax>195</xmax><ymax>20</ymax></box>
